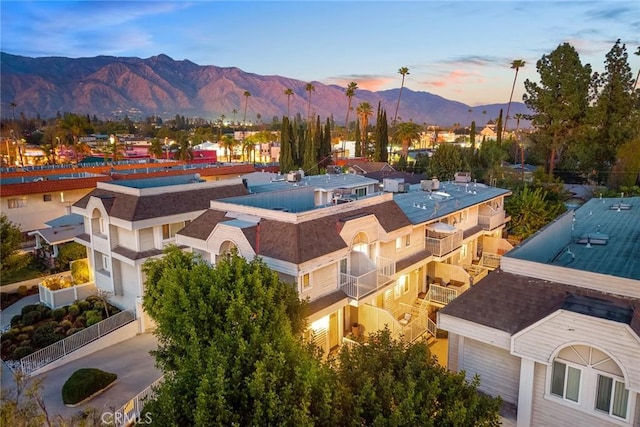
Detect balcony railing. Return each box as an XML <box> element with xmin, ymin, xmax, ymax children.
<box><xmin>426</xmin><ymin>284</ymin><xmax>458</xmax><ymax>306</ymax></box>
<box><xmin>425</xmin><ymin>230</ymin><xmax>463</xmax><ymax>257</ymax></box>
<box><xmin>340</xmin><ymin>256</ymin><xmax>395</xmax><ymax>300</ymax></box>
<box><xmin>478</xmin><ymin>210</ymin><xmax>507</xmax><ymax>230</ymax></box>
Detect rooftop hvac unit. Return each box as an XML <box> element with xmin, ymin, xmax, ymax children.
<box><xmin>454</xmin><ymin>172</ymin><xmax>472</xmax><ymax>183</ymax></box>
<box><xmin>383</xmin><ymin>178</ymin><xmax>406</xmax><ymax>193</ymax></box>
<box><xmin>397</xmin><ymin>182</ymin><xmax>410</xmax><ymax>193</ymax></box>
<box><xmin>421</xmin><ymin>178</ymin><xmax>440</xmax><ymax>191</ymax></box>
<box><xmin>286</xmin><ymin>172</ymin><xmax>301</xmax><ymax>182</ymax></box>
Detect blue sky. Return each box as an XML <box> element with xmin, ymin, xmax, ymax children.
<box><xmin>1</xmin><ymin>1</ymin><xmax>638</xmax><ymax>106</ymax></box>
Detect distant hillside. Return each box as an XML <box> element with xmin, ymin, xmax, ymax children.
<box><xmin>0</xmin><ymin>52</ymin><xmax>531</xmax><ymax>127</ymax></box>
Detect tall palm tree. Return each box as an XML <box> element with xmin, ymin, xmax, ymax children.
<box><xmin>393</xmin><ymin>121</ymin><xmax>423</xmax><ymax>158</ymax></box>
<box><xmin>9</xmin><ymin>101</ymin><xmax>17</xmax><ymax>121</ymax></box>
<box><xmin>634</xmin><ymin>47</ymin><xmax>640</xmax><ymax>91</ymax></box>
<box><xmin>221</xmin><ymin>135</ymin><xmax>235</xmax><ymax>162</ymax></box>
<box><xmin>393</xmin><ymin>67</ymin><xmax>410</xmax><ymax>125</ymax></box>
<box><xmin>232</xmin><ymin>109</ymin><xmax>238</xmax><ymax>126</ymax></box>
<box><xmin>242</xmin><ymin>91</ymin><xmax>251</xmax><ymax>125</ymax></box>
<box><xmin>342</xmin><ymin>82</ymin><xmax>358</xmax><ymax>155</ymax></box>
<box><xmin>356</xmin><ymin>102</ymin><xmax>373</xmax><ymax>146</ymax></box>
<box><xmin>284</xmin><ymin>88</ymin><xmax>294</xmax><ymax>117</ymax></box>
<box><xmin>305</xmin><ymin>83</ymin><xmax>315</xmax><ymax>122</ymax></box>
<box><xmin>503</xmin><ymin>59</ymin><xmax>525</xmax><ymax>139</ymax></box>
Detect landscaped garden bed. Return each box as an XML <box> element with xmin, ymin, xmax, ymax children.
<box><xmin>0</xmin><ymin>296</ymin><xmax>121</xmax><ymax>362</ymax></box>
<box><xmin>0</xmin><ymin>285</ymin><xmax>39</xmax><ymax>310</ymax></box>
<box><xmin>62</xmin><ymin>368</ymin><xmax>118</xmax><ymax>406</ymax></box>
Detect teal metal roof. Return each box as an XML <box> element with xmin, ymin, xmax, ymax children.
<box><xmin>508</xmin><ymin>197</ymin><xmax>640</xmax><ymax>280</ymax></box>
<box><xmin>392</xmin><ymin>182</ymin><xmax>511</xmax><ymax>224</ymax></box>
<box><xmin>111</xmin><ymin>174</ymin><xmax>204</xmax><ymax>189</ymax></box>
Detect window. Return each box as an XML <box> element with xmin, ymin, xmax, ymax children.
<box><xmin>43</xmin><ymin>194</ymin><xmax>52</xmax><ymax>202</ymax></box>
<box><xmin>162</xmin><ymin>221</ymin><xmax>188</xmax><ymax>240</ymax></box>
<box><xmin>397</xmin><ymin>234</ymin><xmax>411</xmax><ymax>250</ymax></box>
<box><xmin>59</xmin><ymin>192</ymin><xmax>65</xmax><ymax>203</ymax></box>
<box><xmin>339</xmin><ymin>258</ymin><xmax>347</xmax><ymax>275</ymax></box>
<box><xmin>355</xmin><ymin>187</ymin><xmax>367</xmax><ymax>197</ymax></box>
<box><xmin>596</xmin><ymin>375</ymin><xmax>629</xmax><ymax>419</ymax></box>
<box><xmin>551</xmin><ymin>361</ymin><xmax>581</xmax><ymax>402</ymax></box>
<box><xmin>302</xmin><ymin>273</ymin><xmax>310</xmax><ymax>289</ymax></box>
<box><xmin>394</xmin><ymin>275</ymin><xmax>409</xmax><ymax>298</ymax></box>
<box><xmin>8</xmin><ymin>197</ymin><xmax>27</xmax><ymax>209</ymax></box>
<box><xmin>102</xmin><ymin>255</ymin><xmax>111</xmax><ymax>272</ymax></box>
<box><xmin>548</xmin><ymin>345</ymin><xmax>632</xmax><ymax>422</ymax></box>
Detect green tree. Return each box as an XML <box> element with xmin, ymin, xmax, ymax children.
<box><xmin>59</xmin><ymin>113</ymin><xmax>92</xmax><ymax>165</ymax></box>
<box><xmin>393</xmin><ymin>121</ymin><xmax>422</xmax><ymax>158</ymax></box>
<box><xmin>503</xmin><ymin>59</ymin><xmax>525</xmax><ymax>139</ymax></box>
<box><xmin>393</xmin><ymin>67</ymin><xmax>410</xmax><ymax>125</ymax></box>
<box><xmin>356</xmin><ymin>102</ymin><xmax>373</xmax><ymax>150</ymax></box>
<box><xmin>523</xmin><ymin>43</ymin><xmax>592</xmax><ymax>175</ymax></box>
<box><xmin>149</xmin><ymin>138</ymin><xmax>164</xmax><ymax>159</ymax></box>
<box><xmin>429</xmin><ymin>143</ymin><xmax>466</xmax><ymax>181</ymax></box>
<box><xmin>505</xmin><ymin>186</ymin><xmax>566</xmax><ymax>240</ymax></box>
<box><xmin>242</xmin><ymin>91</ymin><xmax>251</xmax><ymax>126</ymax></box>
<box><xmin>578</xmin><ymin>39</ymin><xmax>638</xmax><ymax>184</ymax></box>
<box><xmin>334</xmin><ymin>328</ymin><xmax>502</xmax><ymax>426</ymax></box>
<box><xmin>343</xmin><ymin>82</ymin><xmax>358</xmax><ymax>138</ymax></box>
<box><xmin>1</xmin><ymin>213</ymin><xmax>29</xmax><ymax>277</ymax></box>
<box><xmin>141</xmin><ymin>247</ymin><xmax>337</xmax><ymax>426</ymax></box>
<box><xmin>354</xmin><ymin>119</ymin><xmax>362</xmax><ymax>157</ymax></box>
<box><xmin>609</xmin><ymin>134</ymin><xmax>640</xmax><ymax>188</ymax></box>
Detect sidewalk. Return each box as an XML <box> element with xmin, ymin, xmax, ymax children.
<box><xmin>0</xmin><ymin>294</ymin><xmax>41</xmax><ymax>329</ymax></box>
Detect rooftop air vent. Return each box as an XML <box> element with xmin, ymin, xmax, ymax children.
<box><xmin>577</xmin><ymin>232</ymin><xmax>609</xmax><ymax>245</ymax></box>
<box><xmin>610</xmin><ymin>201</ymin><xmax>631</xmax><ymax>210</ymax></box>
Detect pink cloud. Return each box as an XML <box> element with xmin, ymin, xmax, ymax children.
<box><xmin>420</xmin><ymin>70</ymin><xmax>485</xmax><ymax>90</ymax></box>
<box><xmin>322</xmin><ymin>75</ymin><xmax>395</xmax><ymax>91</ymax></box>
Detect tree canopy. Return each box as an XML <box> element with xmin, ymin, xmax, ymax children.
<box><xmin>141</xmin><ymin>247</ymin><xmax>502</xmax><ymax>426</ymax></box>
<box><xmin>0</xmin><ymin>213</ymin><xmax>29</xmax><ymax>277</ymax></box>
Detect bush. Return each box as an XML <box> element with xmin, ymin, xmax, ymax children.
<box><xmin>21</xmin><ymin>325</ymin><xmax>35</xmax><ymax>334</ymax></box>
<box><xmin>13</xmin><ymin>346</ymin><xmax>34</xmax><ymax>359</ymax></box>
<box><xmin>32</xmin><ymin>322</ymin><xmax>65</xmax><ymax>348</ymax></box>
<box><xmin>59</xmin><ymin>320</ymin><xmax>73</xmax><ymax>330</ymax></box>
<box><xmin>21</xmin><ymin>304</ymin><xmax>40</xmax><ymax>315</ymax></box>
<box><xmin>61</xmin><ymin>368</ymin><xmax>117</xmax><ymax>405</ymax></box>
<box><xmin>1</xmin><ymin>339</ymin><xmax>13</xmax><ymax>349</ymax></box>
<box><xmin>84</xmin><ymin>310</ymin><xmax>102</xmax><ymax>327</ymax></box>
<box><xmin>52</xmin><ymin>308</ymin><xmax>67</xmax><ymax>321</ymax></box>
<box><xmin>22</xmin><ymin>310</ymin><xmax>41</xmax><ymax>326</ymax></box>
<box><xmin>68</xmin><ymin>304</ymin><xmax>80</xmax><ymax>317</ymax></box>
<box><xmin>1</xmin><ymin>331</ymin><xmax>14</xmax><ymax>341</ymax></box>
<box><xmin>73</xmin><ymin>317</ymin><xmax>86</xmax><ymax>328</ymax></box>
<box><xmin>15</xmin><ymin>333</ymin><xmax>29</xmax><ymax>342</ymax></box>
<box><xmin>70</xmin><ymin>259</ymin><xmax>90</xmax><ymax>284</ymax></box>
<box><xmin>78</xmin><ymin>300</ymin><xmax>91</xmax><ymax>312</ymax></box>
<box><xmin>17</xmin><ymin>286</ymin><xmax>28</xmax><ymax>297</ymax></box>
<box><xmin>19</xmin><ymin>339</ymin><xmax>31</xmax><ymax>347</ymax></box>
<box><xmin>67</xmin><ymin>327</ymin><xmax>84</xmax><ymax>336</ymax></box>
<box><xmin>10</xmin><ymin>315</ymin><xmax>22</xmax><ymax>328</ymax></box>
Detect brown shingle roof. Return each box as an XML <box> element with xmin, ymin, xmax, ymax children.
<box><xmin>74</xmin><ymin>184</ymin><xmax>249</xmax><ymax>221</ymax></box>
<box><xmin>440</xmin><ymin>270</ymin><xmax>640</xmax><ymax>336</ymax></box>
<box><xmin>181</xmin><ymin>200</ymin><xmax>412</xmax><ymax>264</ymax></box>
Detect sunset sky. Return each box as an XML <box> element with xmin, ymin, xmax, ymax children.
<box><xmin>1</xmin><ymin>1</ymin><xmax>638</xmax><ymax>107</ymax></box>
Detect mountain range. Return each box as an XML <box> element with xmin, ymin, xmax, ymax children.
<box><xmin>1</xmin><ymin>52</ymin><xmax>531</xmax><ymax>127</ymax></box>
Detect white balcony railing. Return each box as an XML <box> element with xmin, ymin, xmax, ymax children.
<box><xmin>427</xmin><ymin>284</ymin><xmax>458</xmax><ymax>306</ymax></box>
<box><xmin>478</xmin><ymin>210</ymin><xmax>507</xmax><ymax>230</ymax></box>
<box><xmin>425</xmin><ymin>230</ymin><xmax>463</xmax><ymax>257</ymax></box>
<box><xmin>339</xmin><ymin>256</ymin><xmax>395</xmax><ymax>300</ymax></box>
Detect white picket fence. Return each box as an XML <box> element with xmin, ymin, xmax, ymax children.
<box><xmin>113</xmin><ymin>376</ymin><xmax>164</xmax><ymax>427</ymax></box>
<box><xmin>20</xmin><ymin>310</ymin><xmax>135</xmax><ymax>375</ymax></box>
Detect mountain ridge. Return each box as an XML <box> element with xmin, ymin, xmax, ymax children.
<box><xmin>0</xmin><ymin>52</ymin><xmax>531</xmax><ymax>126</ymax></box>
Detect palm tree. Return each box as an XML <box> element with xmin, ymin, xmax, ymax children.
<box><xmin>9</xmin><ymin>101</ymin><xmax>17</xmax><ymax>121</ymax></box>
<box><xmin>503</xmin><ymin>59</ymin><xmax>525</xmax><ymax>139</ymax></box>
<box><xmin>305</xmin><ymin>83</ymin><xmax>315</xmax><ymax>122</ymax></box>
<box><xmin>221</xmin><ymin>135</ymin><xmax>235</xmax><ymax>162</ymax></box>
<box><xmin>393</xmin><ymin>67</ymin><xmax>410</xmax><ymax>125</ymax></box>
<box><xmin>342</xmin><ymin>82</ymin><xmax>358</xmax><ymax>156</ymax></box>
<box><xmin>356</xmin><ymin>102</ymin><xmax>373</xmax><ymax>147</ymax></box>
<box><xmin>393</xmin><ymin>121</ymin><xmax>423</xmax><ymax>158</ymax></box>
<box><xmin>514</xmin><ymin>113</ymin><xmax>525</xmax><ymax>180</ymax></box>
<box><xmin>284</xmin><ymin>88</ymin><xmax>294</xmax><ymax>117</ymax></box>
<box><xmin>232</xmin><ymin>109</ymin><xmax>238</xmax><ymax>126</ymax></box>
<box><xmin>242</xmin><ymin>91</ymin><xmax>251</xmax><ymax>125</ymax></box>
<box><xmin>634</xmin><ymin>47</ymin><xmax>640</xmax><ymax>91</ymax></box>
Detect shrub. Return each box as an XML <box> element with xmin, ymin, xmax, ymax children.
<box><xmin>10</xmin><ymin>315</ymin><xmax>22</xmax><ymax>328</ymax></box>
<box><xmin>1</xmin><ymin>331</ymin><xmax>14</xmax><ymax>341</ymax></box>
<box><xmin>21</xmin><ymin>304</ymin><xmax>40</xmax><ymax>315</ymax></box>
<box><xmin>78</xmin><ymin>300</ymin><xmax>91</xmax><ymax>312</ymax></box>
<box><xmin>73</xmin><ymin>318</ymin><xmax>86</xmax><ymax>328</ymax></box>
<box><xmin>52</xmin><ymin>308</ymin><xmax>67</xmax><ymax>321</ymax></box>
<box><xmin>22</xmin><ymin>310</ymin><xmax>41</xmax><ymax>326</ymax></box>
<box><xmin>13</xmin><ymin>346</ymin><xmax>34</xmax><ymax>359</ymax></box>
<box><xmin>67</xmin><ymin>327</ymin><xmax>84</xmax><ymax>336</ymax></box>
<box><xmin>16</xmin><ymin>334</ymin><xmax>29</xmax><ymax>342</ymax></box>
<box><xmin>9</xmin><ymin>328</ymin><xmax>21</xmax><ymax>336</ymax></box>
<box><xmin>68</xmin><ymin>304</ymin><xmax>80</xmax><ymax>317</ymax></box>
<box><xmin>6</xmin><ymin>344</ymin><xmax>17</xmax><ymax>356</ymax></box>
<box><xmin>61</xmin><ymin>368</ymin><xmax>117</xmax><ymax>405</ymax></box>
<box><xmin>84</xmin><ymin>310</ymin><xmax>102</xmax><ymax>327</ymax></box>
<box><xmin>19</xmin><ymin>339</ymin><xmax>31</xmax><ymax>347</ymax></box>
<box><xmin>41</xmin><ymin>277</ymin><xmax>64</xmax><ymax>291</ymax></box>
<box><xmin>1</xmin><ymin>339</ymin><xmax>13</xmax><ymax>349</ymax></box>
<box><xmin>32</xmin><ymin>322</ymin><xmax>65</xmax><ymax>348</ymax></box>
<box><xmin>21</xmin><ymin>325</ymin><xmax>35</xmax><ymax>334</ymax></box>
<box><xmin>17</xmin><ymin>286</ymin><xmax>28</xmax><ymax>296</ymax></box>
<box><xmin>71</xmin><ymin>259</ymin><xmax>90</xmax><ymax>284</ymax></box>
<box><xmin>59</xmin><ymin>320</ymin><xmax>73</xmax><ymax>330</ymax></box>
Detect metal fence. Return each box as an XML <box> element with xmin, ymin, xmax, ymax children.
<box><xmin>113</xmin><ymin>376</ymin><xmax>164</xmax><ymax>427</ymax></box>
<box><xmin>20</xmin><ymin>310</ymin><xmax>135</xmax><ymax>375</ymax></box>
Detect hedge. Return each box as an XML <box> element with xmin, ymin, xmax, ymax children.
<box><xmin>61</xmin><ymin>368</ymin><xmax>117</xmax><ymax>405</ymax></box>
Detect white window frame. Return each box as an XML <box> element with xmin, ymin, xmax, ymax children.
<box><xmin>595</xmin><ymin>373</ymin><xmax>630</xmax><ymax>421</ymax></box>
<box><xmin>8</xmin><ymin>197</ymin><xmax>27</xmax><ymax>209</ymax></box>
<box><xmin>550</xmin><ymin>360</ymin><xmax>582</xmax><ymax>404</ymax></box>
<box><xmin>301</xmin><ymin>273</ymin><xmax>310</xmax><ymax>290</ymax></box>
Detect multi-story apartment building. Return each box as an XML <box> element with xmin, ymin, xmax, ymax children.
<box><xmin>439</xmin><ymin>196</ymin><xmax>640</xmax><ymax>426</ymax></box>
<box><xmin>175</xmin><ymin>172</ymin><xmax>512</xmax><ymax>355</ymax></box>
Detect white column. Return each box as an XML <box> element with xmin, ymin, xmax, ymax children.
<box><xmin>516</xmin><ymin>358</ymin><xmax>535</xmax><ymax>427</ymax></box>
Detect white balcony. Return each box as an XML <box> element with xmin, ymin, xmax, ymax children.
<box><xmin>339</xmin><ymin>255</ymin><xmax>395</xmax><ymax>300</ymax></box>
<box><xmin>425</xmin><ymin>229</ymin><xmax>463</xmax><ymax>257</ymax></box>
<box><xmin>426</xmin><ymin>284</ymin><xmax>458</xmax><ymax>306</ymax></box>
<box><xmin>478</xmin><ymin>210</ymin><xmax>509</xmax><ymax>231</ymax></box>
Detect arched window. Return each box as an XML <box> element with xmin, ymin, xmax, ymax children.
<box><xmin>351</xmin><ymin>232</ymin><xmax>369</xmax><ymax>256</ymax></box>
<box><xmin>91</xmin><ymin>208</ymin><xmax>106</xmax><ymax>236</ymax></box>
<box><xmin>549</xmin><ymin>344</ymin><xmax>631</xmax><ymax>422</ymax></box>
<box><xmin>217</xmin><ymin>240</ymin><xmax>237</xmax><ymax>263</ymax></box>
